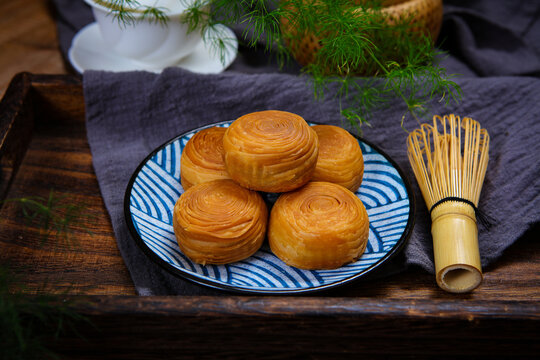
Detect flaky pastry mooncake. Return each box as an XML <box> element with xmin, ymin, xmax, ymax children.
<box><xmin>268</xmin><ymin>181</ymin><xmax>369</xmax><ymax>270</ymax></box>
<box><xmin>180</xmin><ymin>126</ymin><xmax>230</xmax><ymax>190</ymax></box>
<box><xmin>172</xmin><ymin>179</ymin><xmax>268</xmax><ymax>265</ymax></box>
<box><xmin>222</xmin><ymin>110</ymin><xmax>319</xmax><ymax>193</ymax></box>
<box><xmin>311</xmin><ymin>125</ymin><xmax>364</xmax><ymax>192</ymax></box>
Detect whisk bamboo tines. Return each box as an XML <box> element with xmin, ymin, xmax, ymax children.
<box><xmin>407</xmin><ymin>114</ymin><xmax>490</xmax><ymax>293</ymax></box>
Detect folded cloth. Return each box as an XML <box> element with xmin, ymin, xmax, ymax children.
<box><xmin>84</xmin><ymin>68</ymin><xmax>540</xmax><ymax>295</ymax></box>
<box><xmin>440</xmin><ymin>0</ymin><xmax>540</xmax><ymax>76</ymax></box>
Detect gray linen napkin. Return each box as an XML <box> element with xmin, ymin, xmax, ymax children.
<box><xmin>440</xmin><ymin>1</ymin><xmax>540</xmax><ymax>76</ymax></box>
<box><xmin>84</xmin><ymin>68</ymin><xmax>540</xmax><ymax>295</ymax></box>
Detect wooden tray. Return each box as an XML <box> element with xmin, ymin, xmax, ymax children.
<box><xmin>1</xmin><ymin>73</ymin><xmax>538</xmax><ymax>359</ymax></box>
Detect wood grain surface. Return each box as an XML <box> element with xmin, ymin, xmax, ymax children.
<box><xmin>0</xmin><ymin>75</ymin><xmax>537</xmax><ymax>360</ymax></box>
<box><xmin>0</xmin><ymin>73</ymin><xmax>135</xmax><ymax>296</ymax></box>
<box><xmin>0</xmin><ymin>0</ymin><xmax>68</xmax><ymax>98</ymax></box>
<box><xmin>49</xmin><ymin>296</ymin><xmax>538</xmax><ymax>359</ymax></box>
<box><xmin>0</xmin><ymin>1</ymin><xmax>538</xmax><ymax>357</ymax></box>
<box><xmin>1</xmin><ymin>73</ymin><xmax>538</xmax><ymax>301</ymax></box>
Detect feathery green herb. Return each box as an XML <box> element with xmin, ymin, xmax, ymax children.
<box><xmin>94</xmin><ymin>0</ymin><xmax>169</xmax><ymax>26</ymax></box>
<box><xmin>0</xmin><ymin>190</ymin><xmax>95</xmax><ymax>358</ymax></box>
<box><xmin>92</xmin><ymin>0</ymin><xmax>461</xmax><ymax>129</ymax></box>
<box><xmin>0</xmin><ymin>265</ymin><xmax>88</xmax><ymax>360</ymax></box>
<box><xmin>2</xmin><ymin>190</ymin><xmax>93</xmax><ymax>249</ymax></box>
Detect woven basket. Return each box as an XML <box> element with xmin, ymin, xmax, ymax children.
<box><xmin>282</xmin><ymin>0</ymin><xmax>443</xmax><ymax>73</ymax></box>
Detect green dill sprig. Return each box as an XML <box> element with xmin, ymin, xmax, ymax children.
<box><xmin>2</xmin><ymin>190</ymin><xmax>94</xmax><ymax>249</ymax></box>
<box><xmin>0</xmin><ymin>265</ymin><xmax>88</xmax><ymax>360</ymax></box>
<box><xmin>241</xmin><ymin>0</ymin><xmax>282</xmax><ymax>50</ymax></box>
<box><xmin>289</xmin><ymin>0</ymin><xmax>461</xmax><ymax>129</ymax></box>
<box><xmin>182</xmin><ymin>0</ymin><xmax>211</xmax><ymax>33</ymax></box>
<box><xmin>92</xmin><ymin>0</ymin><xmax>462</xmax><ymax>130</ymax></box>
<box><xmin>0</xmin><ymin>190</ymin><xmax>95</xmax><ymax>357</ymax></box>
<box><xmin>204</xmin><ymin>22</ymin><xmax>239</xmax><ymax>65</ymax></box>
<box><xmin>140</xmin><ymin>5</ymin><xmax>169</xmax><ymax>25</ymax></box>
<box><xmin>94</xmin><ymin>0</ymin><xmax>169</xmax><ymax>26</ymax></box>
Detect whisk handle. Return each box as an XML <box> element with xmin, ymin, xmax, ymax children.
<box><xmin>431</xmin><ymin>201</ymin><xmax>483</xmax><ymax>293</ymax></box>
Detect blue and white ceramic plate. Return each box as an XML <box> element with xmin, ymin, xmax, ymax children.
<box><xmin>125</xmin><ymin>121</ymin><xmax>414</xmax><ymax>294</ymax></box>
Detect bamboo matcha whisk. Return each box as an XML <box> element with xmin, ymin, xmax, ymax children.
<box><xmin>407</xmin><ymin>114</ymin><xmax>490</xmax><ymax>293</ymax></box>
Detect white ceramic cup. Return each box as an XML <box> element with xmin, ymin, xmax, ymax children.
<box><xmin>84</xmin><ymin>0</ymin><xmax>204</xmax><ymax>67</ymax></box>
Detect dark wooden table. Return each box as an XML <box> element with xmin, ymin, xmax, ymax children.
<box><xmin>1</xmin><ymin>72</ymin><xmax>539</xmax><ymax>359</ymax></box>
<box><xmin>1</xmin><ymin>1</ymin><xmax>538</xmax><ymax>358</ymax></box>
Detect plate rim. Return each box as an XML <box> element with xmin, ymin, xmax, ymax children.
<box><xmin>124</xmin><ymin>120</ymin><xmax>416</xmax><ymax>294</ymax></box>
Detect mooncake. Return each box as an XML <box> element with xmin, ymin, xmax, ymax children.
<box><xmin>172</xmin><ymin>179</ymin><xmax>268</xmax><ymax>265</ymax></box>
<box><xmin>268</xmin><ymin>181</ymin><xmax>369</xmax><ymax>269</ymax></box>
<box><xmin>180</xmin><ymin>126</ymin><xmax>230</xmax><ymax>190</ymax></box>
<box><xmin>222</xmin><ymin>110</ymin><xmax>319</xmax><ymax>193</ymax></box>
<box><xmin>311</xmin><ymin>125</ymin><xmax>364</xmax><ymax>192</ymax></box>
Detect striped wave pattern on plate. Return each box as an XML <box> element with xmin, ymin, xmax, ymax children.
<box><xmin>128</xmin><ymin>123</ymin><xmax>410</xmax><ymax>292</ymax></box>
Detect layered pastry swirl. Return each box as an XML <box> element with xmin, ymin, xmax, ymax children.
<box><xmin>311</xmin><ymin>125</ymin><xmax>364</xmax><ymax>192</ymax></box>
<box><xmin>268</xmin><ymin>181</ymin><xmax>369</xmax><ymax>269</ymax></box>
<box><xmin>222</xmin><ymin>110</ymin><xmax>319</xmax><ymax>193</ymax></box>
<box><xmin>172</xmin><ymin>179</ymin><xmax>268</xmax><ymax>265</ymax></box>
<box><xmin>180</xmin><ymin>126</ymin><xmax>230</xmax><ymax>190</ymax></box>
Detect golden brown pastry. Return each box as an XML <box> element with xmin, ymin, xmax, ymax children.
<box><xmin>173</xmin><ymin>179</ymin><xmax>268</xmax><ymax>265</ymax></box>
<box><xmin>311</xmin><ymin>125</ymin><xmax>364</xmax><ymax>192</ymax></box>
<box><xmin>222</xmin><ymin>110</ymin><xmax>319</xmax><ymax>193</ymax></box>
<box><xmin>180</xmin><ymin>126</ymin><xmax>230</xmax><ymax>190</ymax></box>
<box><xmin>268</xmin><ymin>181</ymin><xmax>369</xmax><ymax>269</ymax></box>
